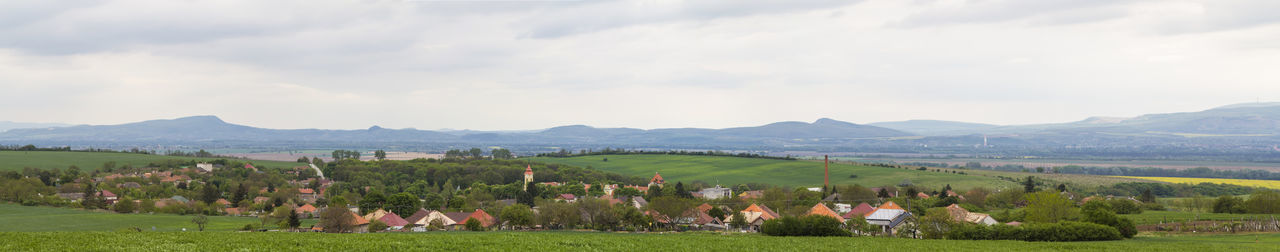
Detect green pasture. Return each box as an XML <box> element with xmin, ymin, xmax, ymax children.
<box><xmin>0</xmin><ymin>151</ymin><xmax>302</xmax><ymax>172</ymax></box>
<box><xmin>1122</xmin><ymin>210</ymin><xmax>1278</xmax><ymax>225</ymax></box>
<box><xmin>528</xmin><ymin>155</ymin><xmax>1019</xmax><ymax>190</ymax></box>
<box><xmin>0</xmin><ymin>204</ymin><xmax>316</xmax><ymax>232</ymax></box>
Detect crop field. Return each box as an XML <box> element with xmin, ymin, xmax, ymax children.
<box><xmin>0</xmin><ymin>204</ymin><xmax>315</xmax><ymax>232</ymax></box>
<box><xmin>0</xmin><ymin>151</ymin><xmax>302</xmax><ymax>172</ymax></box>
<box><xmin>1113</xmin><ymin>176</ymin><xmax>1280</xmax><ymax>190</ymax></box>
<box><xmin>1122</xmin><ymin>211</ymin><xmax>1278</xmax><ymax>225</ymax></box>
<box><xmin>528</xmin><ymin>155</ymin><xmax>1020</xmax><ymax>190</ymax></box>
<box><xmin>2</xmin><ymin>231</ymin><xmax>1278</xmax><ymax>251</ymax></box>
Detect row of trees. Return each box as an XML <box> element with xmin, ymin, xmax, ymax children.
<box><xmin>535</xmin><ymin>149</ymin><xmax>796</xmax><ymax>160</ymax></box>
<box><xmin>1212</xmin><ymin>191</ymin><xmax>1280</xmax><ymax>214</ymax></box>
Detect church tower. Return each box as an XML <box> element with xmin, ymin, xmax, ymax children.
<box><xmin>523</xmin><ymin>164</ymin><xmax>534</xmax><ymax>191</ymax></box>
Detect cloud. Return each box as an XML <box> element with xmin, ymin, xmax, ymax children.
<box><xmin>892</xmin><ymin>0</ymin><xmax>1137</xmax><ymax>27</ymax></box>
<box><xmin>516</xmin><ymin>0</ymin><xmax>862</xmax><ymax>38</ymax></box>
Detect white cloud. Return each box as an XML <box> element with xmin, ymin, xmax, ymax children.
<box><xmin>0</xmin><ymin>0</ymin><xmax>1278</xmax><ymax>130</ymax></box>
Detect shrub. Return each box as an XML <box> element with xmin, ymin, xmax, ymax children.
<box><xmin>761</xmin><ymin>215</ymin><xmax>850</xmax><ymax>237</ymax></box>
<box><xmin>1213</xmin><ymin>196</ymin><xmax>1247</xmax><ymax>214</ymax></box>
<box><xmin>465</xmin><ymin>218</ymin><xmax>484</xmax><ymax>231</ymax></box>
<box><xmin>368</xmin><ymin>220</ymin><xmax>388</xmax><ymax>232</ymax></box>
<box><xmin>1107</xmin><ymin>199</ymin><xmax>1143</xmax><ymax>214</ymax></box>
<box><xmin>947</xmin><ymin>222</ymin><xmax>1122</xmax><ymax>242</ymax></box>
<box><xmin>1081</xmin><ymin>201</ymin><xmax>1137</xmax><ymax>238</ymax></box>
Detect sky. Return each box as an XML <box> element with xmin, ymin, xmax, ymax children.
<box><xmin>1</xmin><ymin>0</ymin><xmax>1278</xmax><ymax>131</ymax></box>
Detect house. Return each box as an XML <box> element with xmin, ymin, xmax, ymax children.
<box><xmin>350</xmin><ymin>212</ymin><xmax>371</xmax><ymax>233</ymax></box>
<box><xmin>738</xmin><ymin>190</ymin><xmax>764</xmax><ymax>200</ymax></box>
<box><xmin>649</xmin><ymin>172</ymin><xmax>665</xmax><ymax>188</ymax></box>
<box><xmin>466</xmin><ymin>209</ymin><xmax>496</xmax><ymax>228</ymax></box>
<box><xmin>442</xmin><ymin>212</ymin><xmax>473</xmax><ymax>230</ymax></box>
<box><xmin>946</xmin><ymin>190</ymin><xmax>966</xmax><ymax>200</ymax></box>
<box><xmin>842</xmin><ymin>203</ymin><xmax>875</xmax><ymax>220</ymax></box>
<box><xmin>676</xmin><ymin>209</ymin><xmax>725</xmax><ymax>230</ymax></box>
<box><xmin>556</xmin><ymin>194</ymin><xmax>577</xmax><ymax>203</ymax></box>
<box><xmin>630</xmin><ymin>196</ymin><xmax>649</xmax><ymax>210</ymax></box>
<box><xmin>196</xmin><ymin>163</ymin><xmax>214</xmax><ymax>172</ymax></box>
<box><xmin>363</xmin><ymin>209</ymin><xmax>390</xmax><ymax>222</ymax></box>
<box><xmin>224</xmin><ymin>208</ymin><xmax>243</xmax><ymax>216</ymax></box>
<box><xmin>215</xmin><ymin>198</ymin><xmax>232</xmax><ymax>207</ymax></box>
<box><xmin>295</xmin><ymin>204</ymin><xmax>318</xmax><ymax>217</ymax></box>
<box><xmin>298</xmin><ymin>188</ymin><xmax>318</xmax><ymax>203</ymax></box>
<box><xmin>833</xmin><ymin>203</ymin><xmax>852</xmax><ymax>214</ymax></box>
<box><xmin>696</xmin><ymin>203</ymin><xmax>714</xmax><ymax>213</ymax></box>
<box><xmin>170</xmin><ymin>195</ymin><xmax>191</xmax><ymax>204</ymax></box>
<box><xmin>864</xmin><ymin>201</ymin><xmax>912</xmax><ymax>235</ymax></box>
<box><xmin>916</xmin><ymin>192</ymin><xmax>931</xmax><ymax>199</ymax></box>
<box><xmin>822</xmin><ymin>193</ymin><xmax>843</xmax><ymax>202</ymax></box>
<box><xmin>697</xmin><ymin>185</ymin><xmax>733</xmax><ymax>200</ymax></box>
<box><xmin>117</xmin><ymin>182</ymin><xmax>142</xmax><ymax>189</ymax></box>
<box><xmin>56</xmin><ymin>192</ymin><xmax>84</xmax><ymax>201</ymax></box>
<box><xmin>405</xmin><ymin>208</ymin><xmax>454</xmax><ymax>231</ymax></box>
<box><xmin>945</xmin><ymin>204</ymin><xmax>998</xmax><ymax>226</ymax></box>
<box><xmin>807</xmin><ymin>203</ymin><xmax>845</xmax><ymax>222</ymax></box>
<box><xmin>253</xmin><ymin>196</ymin><xmax>271</xmax><ymax>204</ymax></box>
<box><xmin>99</xmin><ymin>190</ymin><xmax>118</xmax><ymax>205</ymax></box>
<box><xmin>378</xmin><ymin>212</ymin><xmax>410</xmax><ymax>230</ymax></box>
<box><xmin>726</xmin><ymin>204</ymin><xmax>780</xmax><ymax>231</ymax></box>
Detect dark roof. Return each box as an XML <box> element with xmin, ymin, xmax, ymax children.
<box><xmin>404</xmin><ymin>208</ymin><xmax>431</xmax><ymax>224</ymax></box>
<box><xmin>822</xmin><ymin>193</ymin><xmax>842</xmax><ymax>202</ymax></box>
<box><xmin>443</xmin><ymin>212</ymin><xmax>473</xmax><ymax>224</ymax></box>
<box><xmin>379</xmin><ymin>212</ymin><xmax>410</xmax><ymax>227</ymax></box>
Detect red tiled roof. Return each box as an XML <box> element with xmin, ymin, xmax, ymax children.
<box><xmin>807</xmin><ymin>203</ymin><xmax>845</xmax><ymax>222</ymax></box>
<box><xmin>99</xmin><ymin>190</ymin><xmax>116</xmax><ymax>197</ymax></box>
<box><xmin>296</xmin><ymin>204</ymin><xmax>318</xmax><ymax>213</ymax></box>
<box><xmin>696</xmin><ymin>203</ymin><xmax>713</xmax><ymax>213</ymax></box>
<box><xmin>524</xmin><ymin>165</ymin><xmax>534</xmax><ymax>175</ymax></box>
<box><xmin>299</xmin><ymin>188</ymin><xmax>315</xmax><ymax>194</ymax></box>
<box><xmin>379</xmin><ymin>212</ymin><xmax>410</xmax><ymax>227</ymax></box>
<box><xmin>351</xmin><ymin>212</ymin><xmax>370</xmax><ymax>225</ymax></box>
<box><xmin>842</xmin><ymin>203</ymin><xmax>875</xmax><ymax>219</ymax></box>
<box><xmin>650</xmin><ymin>172</ymin><xmax>664</xmax><ymax>184</ymax></box>
<box><xmin>469</xmin><ymin>209</ymin><xmax>496</xmax><ymax>227</ymax></box>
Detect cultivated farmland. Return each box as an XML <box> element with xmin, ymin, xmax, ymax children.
<box><xmin>1114</xmin><ymin>176</ymin><xmax>1280</xmax><ymax>190</ymax></box>
<box><xmin>0</xmin><ymin>151</ymin><xmax>302</xmax><ymax>172</ymax></box>
<box><xmin>528</xmin><ymin>155</ymin><xmax>1019</xmax><ymax>190</ymax></box>
<box><xmin>0</xmin><ymin>204</ymin><xmax>315</xmax><ymax>232</ymax></box>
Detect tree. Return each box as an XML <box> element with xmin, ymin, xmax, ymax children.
<box><xmin>368</xmin><ymin>220</ymin><xmax>388</xmax><ymax>232</ymax></box>
<box><xmin>286</xmin><ymin>209</ymin><xmax>301</xmax><ymax>231</ymax></box>
<box><xmin>465</xmin><ymin>218</ymin><xmax>484</xmax><ymax>231</ymax></box>
<box><xmin>320</xmin><ymin>206</ymin><xmax>355</xmax><ymax>233</ymax></box>
<box><xmin>112</xmin><ymin>197</ymin><xmax>136</xmax><ymax>213</ymax></box>
<box><xmin>423</xmin><ymin>193</ymin><xmax>445</xmax><ymax>210</ymax></box>
<box><xmin>707</xmin><ymin>207</ymin><xmax>727</xmax><ymax>220</ymax></box>
<box><xmin>845</xmin><ymin>215</ymin><xmax>877</xmax><ymax>236</ymax></box>
<box><xmin>1213</xmin><ymin>195</ymin><xmax>1246</xmax><ymax>214</ymax></box>
<box><xmin>674</xmin><ymin>182</ymin><xmax>691</xmax><ymax>199</ymax></box>
<box><xmin>1140</xmin><ymin>189</ymin><xmax>1156</xmax><ymax>203</ymax></box>
<box><xmin>199</xmin><ymin>183</ymin><xmax>220</xmax><ymax>205</ymax></box>
<box><xmin>232</xmin><ymin>184</ymin><xmax>248</xmax><ymax>206</ymax></box>
<box><xmin>192</xmin><ymin>214</ymin><xmax>209</xmax><ymax>231</ymax></box>
<box><xmin>500</xmin><ymin>204</ymin><xmax>535</xmax><ymax>229</ymax></box>
<box><xmin>1056</xmin><ymin>184</ymin><xmax>1068</xmax><ymax>192</ymax></box>
<box><xmin>491</xmin><ymin>148</ymin><xmax>513</xmax><ymax>159</ymax></box>
<box><xmin>385</xmin><ymin>192</ymin><xmax>419</xmax><ymax>216</ymax></box>
<box><xmin>647</xmin><ymin>184</ymin><xmax>663</xmax><ymax>199</ymax></box>
<box><xmin>729</xmin><ymin>211</ymin><xmax>747</xmax><ymax>230</ymax></box>
<box><xmin>876</xmin><ymin>188</ymin><xmax>890</xmax><ymax>199</ymax></box>
<box><xmin>468</xmin><ymin>148</ymin><xmax>483</xmax><ymax>159</ymax></box>
<box><xmin>1024</xmin><ymin>191</ymin><xmax>1077</xmax><ymax>223</ymax></box>
<box><xmin>918</xmin><ymin>207</ymin><xmax>955</xmax><ymax>239</ymax></box>
<box><xmin>374</xmin><ymin>150</ymin><xmax>387</xmax><ymax>160</ymax></box>
<box><xmin>1081</xmin><ymin>200</ymin><xmax>1137</xmax><ymax>238</ymax></box>
<box><xmin>906</xmin><ymin>187</ymin><xmax>919</xmax><ymax>199</ymax></box>
<box><xmin>81</xmin><ymin>183</ymin><xmax>102</xmax><ymax>209</ymax></box>
<box><xmin>1023</xmin><ymin>176</ymin><xmax>1037</xmax><ymax>193</ymax></box>
<box><xmin>1245</xmin><ymin>190</ymin><xmax>1280</xmax><ymax>214</ymax></box>
<box><xmin>648</xmin><ymin>196</ymin><xmax>694</xmax><ymax>220</ymax></box>
<box><xmin>358</xmin><ymin>191</ymin><xmax>387</xmax><ymax>215</ymax></box>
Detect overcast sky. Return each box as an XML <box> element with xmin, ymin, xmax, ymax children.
<box><xmin>1</xmin><ymin>0</ymin><xmax>1278</xmax><ymax>130</ymax></box>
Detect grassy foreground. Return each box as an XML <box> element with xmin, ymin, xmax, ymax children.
<box><xmin>1</xmin><ymin>231</ymin><xmax>1278</xmax><ymax>251</ymax></box>
<box><xmin>0</xmin><ymin>151</ymin><xmax>301</xmax><ymax>172</ymax></box>
<box><xmin>0</xmin><ymin>204</ymin><xmax>315</xmax><ymax>232</ymax></box>
<box><xmin>528</xmin><ymin>155</ymin><xmax>1018</xmax><ymax>189</ymax></box>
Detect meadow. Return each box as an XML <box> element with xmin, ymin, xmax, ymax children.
<box><xmin>0</xmin><ymin>203</ymin><xmax>315</xmax><ymax>232</ymax></box>
<box><xmin>1122</xmin><ymin>210</ymin><xmax>1278</xmax><ymax>225</ymax></box>
<box><xmin>1113</xmin><ymin>176</ymin><xmax>1280</xmax><ymax>190</ymax></box>
<box><xmin>2</xmin><ymin>231</ymin><xmax>1278</xmax><ymax>251</ymax></box>
<box><xmin>0</xmin><ymin>151</ymin><xmax>302</xmax><ymax>172</ymax></box>
<box><xmin>528</xmin><ymin>155</ymin><xmax>1021</xmax><ymax>190</ymax></box>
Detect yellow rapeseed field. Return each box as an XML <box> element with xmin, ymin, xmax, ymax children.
<box><xmin>1114</xmin><ymin>176</ymin><xmax>1280</xmax><ymax>189</ymax></box>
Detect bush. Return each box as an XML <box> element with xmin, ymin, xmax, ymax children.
<box><xmin>465</xmin><ymin>218</ymin><xmax>484</xmax><ymax>231</ymax></box>
<box><xmin>761</xmin><ymin>215</ymin><xmax>850</xmax><ymax>237</ymax></box>
<box><xmin>947</xmin><ymin>222</ymin><xmax>1122</xmax><ymax>242</ymax></box>
<box><xmin>1081</xmin><ymin>201</ymin><xmax>1137</xmax><ymax>238</ymax></box>
<box><xmin>1213</xmin><ymin>196</ymin><xmax>1247</xmax><ymax>214</ymax></box>
<box><xmin>1107</xmin><ymin>199</ymin><xmax>1143</xmax><ymax>214</ymax></box>
<box><xmin>368</xmin><ymin>220</ymin><xmax>388</xmax><ymax>233</ymax></box>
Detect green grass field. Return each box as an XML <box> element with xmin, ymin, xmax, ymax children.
<box><xmin>1</xmin><ymin>231</ymin><xmax>1277</xmax><ymax>251</ymax></box>
<box><xmin>1122</xmin><ymin>210</ymin><xmax>1278</xmax><ymax>225</ymax></box>
<box><xmin>0</xmin><ymin>151</ymin><xmax>302</xmax><ymax>172</ymax></box>
<box><xmin>0</xmin><ymin>204</ymin><xmax>315</xmax><ymax>232</ymax></box>
<box><xmin>528</xmin><ymin>155</ymin><xmax>1020</xmax><ymax>190</ymax></box>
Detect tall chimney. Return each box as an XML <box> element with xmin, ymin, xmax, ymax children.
<box><xmin>824</xmin><ymin>155</ymin><xmax>829</xmax><ymax>188</ymax></box>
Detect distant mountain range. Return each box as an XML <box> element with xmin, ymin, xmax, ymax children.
<box><xmin>0</xmin><ymin>121</ymin><xmax>71</xmax><ymax>133</ymax></box>
<box><xmin>870</xmin><ymin>103</ymin><xmax>1280</xmax><ymax>137</ymax></box>
<box><xmin>1</xmin><ymin>103</ymin><xmax>1277</xmax><ymax>159</ymax></box>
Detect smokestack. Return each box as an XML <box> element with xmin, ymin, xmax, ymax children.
<box><xmin>824</xmin><ymin>155</ymin><xmax>829</xmax><ymax>188</ymax></box>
